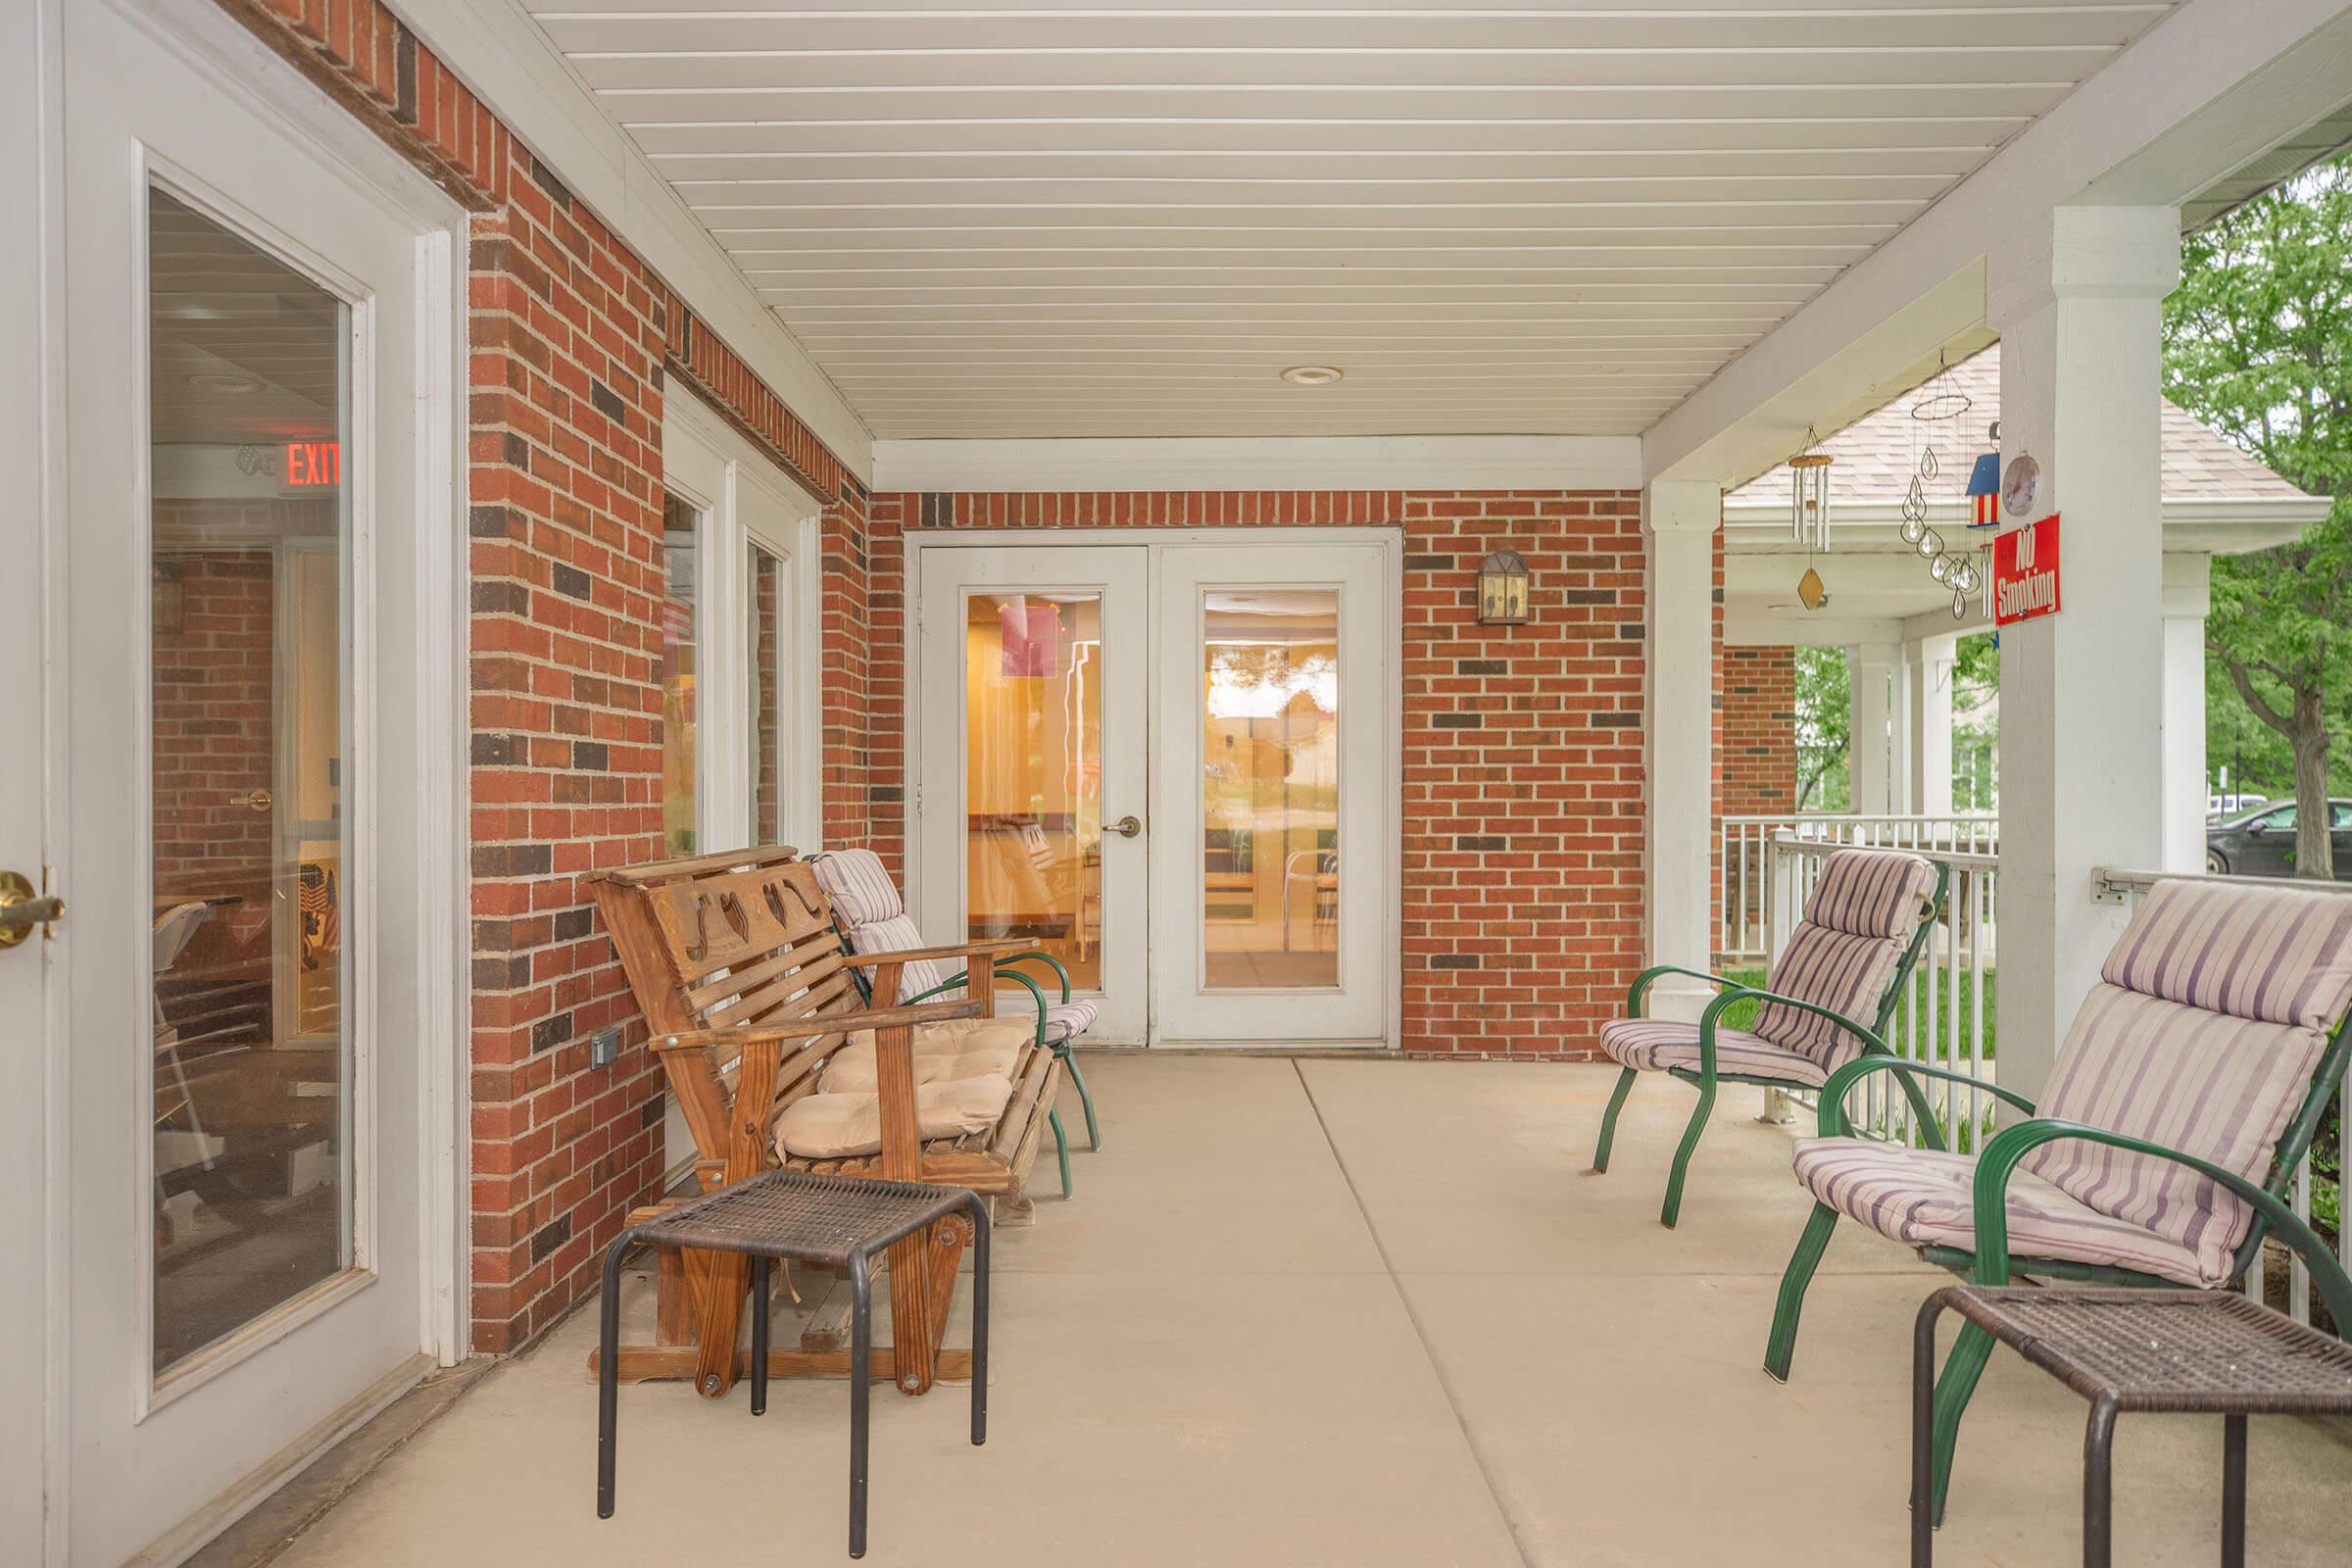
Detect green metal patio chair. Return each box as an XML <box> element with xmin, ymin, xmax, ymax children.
<box><xmin>1761</xmin><ymin>875</ymin><xmax>2352</xmax><ymax>1525</ymax></box>
<box><xmin>1593</xmin><ymin>846</ymin><xmax>1948</xmax><ymax>1227</ymax></box>
<box><xmin>810</xmin><ymin>849</ymin><xmax>1102</xmax><ymax>1199</ymax></box>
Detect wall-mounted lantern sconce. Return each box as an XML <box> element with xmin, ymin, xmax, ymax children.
<box><xmin>1477</xmin><ymin>549</ymin><xmax>1531</xmax><ymax>626</ymax></box>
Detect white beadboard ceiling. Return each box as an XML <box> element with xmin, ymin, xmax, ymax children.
<box><xmin>525</xmin><ymin>0</ymin><xmax>2180</xmax><ymax>440</ymax></box>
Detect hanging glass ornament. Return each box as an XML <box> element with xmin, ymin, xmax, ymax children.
<box><xmin>1929</xmin><ymin>554</ymin><xmax>1953</xmax><ymax>584</ymax></box>
<box><xmin>1916</xmin><ymin>528</ymin><xmax>1942</xmax><ymax>560</ymax></box>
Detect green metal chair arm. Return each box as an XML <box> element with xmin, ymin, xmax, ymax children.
<box><xmin>1629</xmin><ymin>963</ymin><xmax>1747</xmax><ymax>1018</ymax></box>
<box><xmin>1816</xmin><ymin>1056</ymin><xmax>2036</xmax><ymax>1139</ymax></box>
<box><xmin>906</xmin><ymin>967</ymin><xmax>1052</xmax><ymax>1046</ymax></box>
<box><xmin>1971</xmin><ymin>1118</ymin><xmax>2352</xmax><ymax>1339</ymax></box>
<box><xmin>1687</xmin><ymin>985</ymin><xmax>1881</xmax><ymax>1080</ymax></box>
<box><xmin>993</xmin><ymin>950</ymin><xmax>1072</xmax><ymax>1003</ymax></box>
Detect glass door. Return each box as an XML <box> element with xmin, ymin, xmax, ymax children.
<box><xmin>1154</xmin><ymin>544</ymin><xmax>1394</xmax><ymax>1044</ymax></box>
<box><xmin>59</xmin><ymin>5</ymin><xmax>452</xmax><ymax>1559</ymax></box>
<box><xmin>915</xmin><ymin>547</ymin><xmax>1151</xmax><ymax>1041</ymax></box>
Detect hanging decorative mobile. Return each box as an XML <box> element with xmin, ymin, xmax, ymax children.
<box><xmin>1788</xmin><ymin>426</ymin><xmax>1833</xmax><ymax>552</ymax></box>
<box><xmin>1902</xmin><ymin>357</ymin><xmax>1984</xmax><ymax>620</ymax></box>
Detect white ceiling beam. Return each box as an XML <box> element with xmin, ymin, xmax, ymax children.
<box><xmin>1642</xmin><ymin>0</ymin><xmax>2352</xmax><ymax>487</ymax></box>
<box><xmin>393</xmin><ymin>0</ymin><xmax>874</xmax><ymax>478</ymax></box>
<box><xmin>872</xmin><ymin>435</ymin><xmax>1642</xmax><ymax>493</ymax></box>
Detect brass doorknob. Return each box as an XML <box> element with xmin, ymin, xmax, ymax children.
<box><xmin>1109</xmin><ymin>814</ymin><xmax>1143</xmax><ymax>839</ymax></box>
<box><xmin>232</xmin><ymin>789</ymin><xmax>273</xmax><ymax>812</ymax></box>
<box><xmin>0</xmin><ymin>870</ymin><xmax>64</xmax><ymax>950</ymax></box>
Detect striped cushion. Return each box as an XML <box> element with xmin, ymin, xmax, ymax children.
<box><xmin>1802</xmin><ymin>848</ymin><xmax>1941</xmax><ymax>940</ymax></box>
<box><xmin>812</xmin><ymin>849</ymin><xmax>906</xmax><ymax>927</ymax></box>
<box><xmin>2021</xmin><ymin>881</ymin><xmax>2352</xmax><ymax>1281</ymax></box>
<box><xmin>1599</xmin><ymin>1016</ymin><xmax>1836</xmax><ymax>1088</ymax></box>
<box><xmin>1751</xmin><ymin>925</ymin><xmax>1909</xmax><ymax>1069</ymax></box>
<box><xmin>1042</xmin><ymin>999</ymin><xmax>1100</xmax><ymax>1044</ymax></box>
<box><xmin>2098</xmin><ymin>878</ymin><xmax>2352</xmax><ymax>1028</ymax></box>
<box><xmin>1748</xmin><ymin>849</ymin><xmax>1936</xmax><ymax>1067</ymax></box>
<box><xmin>845</xmin><ymin>912</ymin><xmax>949</xmax><ymax>1004</ymax></box>
<box><xmin>1790</xmin><ymin>1136</ymin><xmax>2215</xmax><ymax>1286</ymax></box>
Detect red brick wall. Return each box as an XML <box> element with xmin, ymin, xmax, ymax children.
<box><xmin>1724</xmin><ymin>646</ymin><xmax>1797</xmax><ymax>814</ymax></box>
<box><xmin>150</xmin><ymin>543</ymin><xmax>277</xmax><ymax>886</ymax></box>
<box><xmin>863</xmin><ymin>490</ymin><xmax>1647</xmax><ymax>1058</ymax></box>
<box><xmin>216</xmin><ymin>0</ymin><xmax>858</xmax><ymax>1353</ymax></box>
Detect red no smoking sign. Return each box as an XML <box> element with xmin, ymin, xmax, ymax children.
<box><xmin>1992</xmin><ymin>514</ymin><xmax>2061</xmax><ymax>627</ymax></box>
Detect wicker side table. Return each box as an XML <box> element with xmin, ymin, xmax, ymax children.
<box><xmin>1913</xmin><ymin>1286</ymin><xmax>2352</xmax><ymax>1568</ymax></box>
<box><xmin>595</xmin><ymin>1170</ymin><xmax>990</xmax><ymax>1559</ymax></box>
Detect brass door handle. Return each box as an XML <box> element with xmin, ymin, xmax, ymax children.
<box><xmin>1109</xmin><ymin>814</ymin><xmax>1143</xmax><ymax>839</ymax></box>
<box><xmin>0</xmin><ymin>870</ymin><xmax>63</xmax><ymax>950</ymax></box>
<box><xmin>232</xmin><ymin>789</ymin><xmax>273</xmax><ymax>812</ymax></box>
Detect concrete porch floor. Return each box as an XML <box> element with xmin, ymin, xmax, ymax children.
<box><xmin>268</xmin><ymin>1056</ymin><xmax>2352</xmax><ymax>1567</ymax></box>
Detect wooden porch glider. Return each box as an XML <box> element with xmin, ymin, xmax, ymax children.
<box><xmin>586</xmin><ymin>845</ymin><xmax>1063</xmax><ymax>1400</ymax></box>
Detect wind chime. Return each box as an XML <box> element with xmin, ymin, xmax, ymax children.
<box><xmin>1899</xmin><ymin>360</ymin><xmax>1984</xmax><ymax>618</ymax></box>
<box><xmin>1788</xmin><ymin>427</ymin><xmax>1833</xmax><ymax>611</ymax></box>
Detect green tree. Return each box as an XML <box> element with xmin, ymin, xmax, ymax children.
<box><xmin>1792</xmin><ymin>646</ymin><xmax>1850</xmax><ymax>811</ymax></box>
<box><xmin>1951</xmin><ymin>632</ymin><xmax>1999</xmax><ymax>811</ymax></box>
<box><xmin>2162</xmin><ymin>149</ymin><xmax>2352</xmax><ymax>878</ymax></box>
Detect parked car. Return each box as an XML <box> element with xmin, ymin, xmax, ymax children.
<box><xmin>2204</xmin><ymin>799</ymin><xmax>2352</xmax><ymax>878</ymax></box>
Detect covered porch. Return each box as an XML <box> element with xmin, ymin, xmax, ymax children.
<box><xmin>223</xmin><ymin>1054</ymin><xmax>2352</xmax><ymax>1567</ymax></box>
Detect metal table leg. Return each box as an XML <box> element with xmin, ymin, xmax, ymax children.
<box><xmin>1912</xmin><ymin>1296</ymin><xmax>1941</xmax><ymax>1567</ymax></box>
<box><xmin>2083</xmin><ymin>1396</ymin><xmax>2118</xmax><ymax>1568</ymax></box>
<box><xmin>966</xmin><ymin>1194</ymin><xmax>990</xmax><ymax>1447</ymax></box>
<box><xmin>848</xmin><ymin>1249</ymin><xmax>872</xmax><ymax>1560</ymax></box>
<box><xmin>750</xmin><ymin>1256</ymin><xmax>771</xmax><ymax>1417</ymax></box>
<box><xmin>2221</xmin><ymin>1413</ymin><xmax>2246</xmax><ymax>1568</ymax></box>
<box><xmin>595</xmin><ymin>1231</ymin><xmax>634</xmax><ymax>1521</ymax></box>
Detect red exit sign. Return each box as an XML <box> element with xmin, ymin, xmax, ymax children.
<box><xmin>1992</xmin><ymin>513</ymin><xmax>2062</xmax><ymax>626</ymax></box>
<box><xmin>284</xmin><ymin>441</ymin><xmax>341</xmax><ymax>487</ymax></box>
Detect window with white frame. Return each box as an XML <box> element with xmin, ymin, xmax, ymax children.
<box><xmin>661</xmin><ymin>390</ymin><xmax>823</xmax><ymax>858</ymax></box>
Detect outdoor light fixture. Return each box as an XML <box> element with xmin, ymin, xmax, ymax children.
<box><xmin>1279</xmin><ymin>365</ymin><xmax>1343</xmax><ymax>386</ymax></box>
<box><xmin>1477</xmin><ymin>549</ymin><xmax>1531</xmax><ymax>625</ymax></box>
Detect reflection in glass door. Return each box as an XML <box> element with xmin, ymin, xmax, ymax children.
<box><xmin>660</xmin><ymin>492</ymin><xmax>701</xmax><ymax>854</ymax></box>
<box><xmin>1202</xmin><ymin>591</ymin><xmax>1341</xmax><ymax>991</ymax></box>
<box><xmin>147</xmin><ymin>187</ymin><xmax>355</xmax><ymax>1374</ymax></box>
<box><xmin>962</xmin><ymin>590</ymin><xmax>1105</xmax><ymax>989</ymax></box>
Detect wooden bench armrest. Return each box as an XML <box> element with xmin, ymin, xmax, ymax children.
<box><xmin>649</xmin><ymin>998</ymin><xmax>981</xmax><ymax>1053</ymax></box>
<box><xmin>841</xmin><ymin>939</ymin><xmax>1031</xmax><ymax>968</ymax></box>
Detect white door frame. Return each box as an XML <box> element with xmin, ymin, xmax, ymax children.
<box><xmin>24</xmin><ymin>2</ymin><xmax>469</xmax><ymax>1561</ymax></box>
<box><xmin>901</xmin><ymin>526</ymin><xmax>1402</xmax><ymax>1050</ymax></box>
<box><xmin>662</xmin><ymin>386</ymin><xmax>825</xmax><ymax>858</ymax></box>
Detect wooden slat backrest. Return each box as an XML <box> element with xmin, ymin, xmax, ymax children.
<box><xmin>588</xmin><ymin>850</ymin><xmax>861</xmax><ymax>1179</ymax></box>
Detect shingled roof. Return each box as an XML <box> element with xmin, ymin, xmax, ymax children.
<box><xmin>1728</xmin><ymin>344</ymin><xmax>2313</xmax><ymax>508</ymax></box>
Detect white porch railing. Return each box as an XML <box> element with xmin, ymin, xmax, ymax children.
<box><xmin>1763</xmin><ymin>836</ymin><xmax>2001</xmax><ymax>1154</ymax></box>
<box><xmin>2093</xmin><ymin>866</ymin><xmax>2349</xmax><ymax>1332</ymax></box>
<box><xmin>1723</xmin><ymin>813</ymin><xmax>1997</xmax><ymax>962</ymax></box>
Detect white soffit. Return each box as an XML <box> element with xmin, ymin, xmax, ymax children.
<box><xmin>525</xmin><ymin>0</ymin><xmax>2180</xmax><ymax>439</ymax></box>
<box><xmin>873</xmin><ymin>433</ymin><xmax>1643</xmax><ymax>491</ymax></box>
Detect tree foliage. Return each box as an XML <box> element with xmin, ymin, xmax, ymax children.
<box><xmin>1792</xmin><ymin>645</ymin><xmax>1850</xmax><ymax>810</ymax></box>
<box><xmin>2162</xmin><ymin>149</ymin><xmax>2352</xmax><ymax>877</ymax></box>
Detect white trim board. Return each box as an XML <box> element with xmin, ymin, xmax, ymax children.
<box><xmin>392</xmin><ymin>0</ymin><xmax>872</xmax><ymax>479</ymax></box>
<box><xmin>874</xmin><ymin>435</ymin><xmax>1642</xmax><ymax>495</ymax></box>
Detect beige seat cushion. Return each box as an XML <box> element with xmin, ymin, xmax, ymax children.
<box><xmin>776</xmin><ymin>1076</ymin><xmax>1014</xmax><ymax>1161</ymax></box>
<box><xmin>817</xmin><ymin>1018</ymin><xmax>1028</xmax><ymax>1092</ymax></box>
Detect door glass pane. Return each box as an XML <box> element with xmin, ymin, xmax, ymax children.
<box><xmin>147</xmin><ymin>186</ymin><xmax>354</xmax><ymax>1374</ymax></box>
<box><xmin>964</xmin><ymin>592</ymin><xmax>1102</xmax><ymax>990</ymax></box>
<box><xmin>1202</xmin><ymin>589</ymin><xmax>1340</xmax><ymax>990</ymax></box>
<box><xmin>749</xmin><ymin>543</ymin><xmax>785</xmax><ymax>847</ymax></box>
<box><xmin>661</xmin><ymin>492</ymin><xmax>700</xmax><ymax>855</ymax></box>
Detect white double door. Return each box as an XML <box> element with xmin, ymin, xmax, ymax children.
<box><xmin>913</xmin><ymin>538</ymin><xmax>1396</xmax><ymax>1047</ymax></box>
<box><xmin>2</xmin><ymin>3</ymin><xmax>463</xmax><ymax>1563</ymax></box>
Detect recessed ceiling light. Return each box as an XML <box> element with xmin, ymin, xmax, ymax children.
<box><xmin>188</xmin><ymin>371</ymin><xmax>263</xmax><ymax>396</ymax></box>
<box><xmin>1279</xmin><ymin>365</ymin><xmax>1344</xmax><ymax>386</ymax></box>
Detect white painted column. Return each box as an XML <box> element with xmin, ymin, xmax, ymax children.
<box><xmin>1848</xmin><ymin>641</ymin><xmax>1904</xmax><ymax>816</ymax></box>
<box><xmin>1646</xmin><ymin>480</ymin><xmax>1721</xmax><ymax>1020</ymax></box>
<box><xmin>1908</xmin><ymin>633</ymin><xmax>1958</xmax><ymax>817</ymax></box>
<box><xmin>1991</xmin><ymin>206</ymin><xmax>2180</xmax><ymax>1104</ymax></box>
<box><xmin>2162</xmin><ymin>555</ymin><xmax>2213</xmax><ymax>873</ymax></box>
